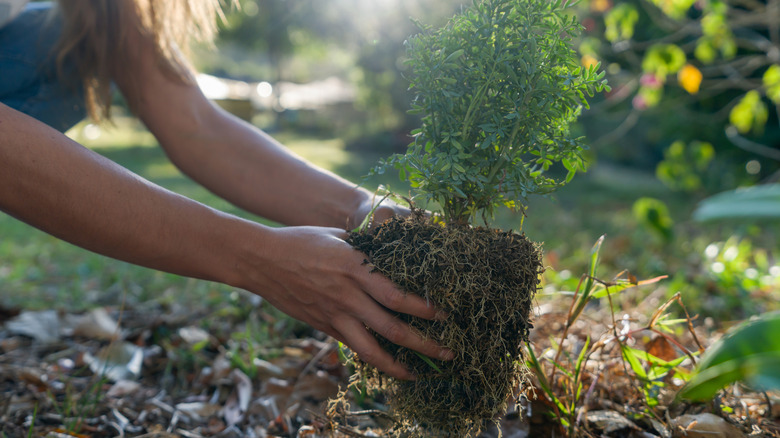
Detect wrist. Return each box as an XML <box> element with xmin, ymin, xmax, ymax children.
<box><xmin>345</xmin><ymin>187</ymin><xmax>375</xmax><ymax>230</ymax></box>
<box><xmin>206</xmin><ymin>214</ymin><xmax>274</xmax><ymax>291</ymax></box>
<box><xmin>312</xmin><ymin>185</ymin><xmax>373</xmax><ymax>230</ymax></box>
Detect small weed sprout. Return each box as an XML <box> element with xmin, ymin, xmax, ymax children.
<box><xmin>525</xmin><ymin>237</ymin><xmax>704</xmax><ymax>436</ymax></box>
<box><xmin>47</xmin><ymin>372</ymin><xmax>109</xmax><ymax>434</ymax></box>
<box><xmin>26</xmin><ymin>404</ymin><xmax>38</xmax><ymax>438</ymax></box>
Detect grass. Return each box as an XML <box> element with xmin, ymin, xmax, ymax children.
<box><xmin>525</xmin><ymin>236</ymin><xmax>693</xmax><ymax>436</ymax></box>
<box><xmin>48</xmin><ymin>373</ymin><xmax>109</xmax><ymax>435</ymax></box>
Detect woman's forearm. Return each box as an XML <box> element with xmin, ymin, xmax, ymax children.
<box><xmin>0</xmin><ymin>104</ymin><xmax>450</xmax><ymax>381</ymax></box>
<box><xmin>109</xmin><ymin>26</ymin><xmax>373</xmax><ymax>230</ymax></box>
<box><xmin>152</xmin><ymin>105</ymin><xmax>374</xmax><ymax>229</ymax></box>
<box><xmin>0</xmin><ymin>103</ymin><xmax>254</xmax><ymax>285</ymax></box>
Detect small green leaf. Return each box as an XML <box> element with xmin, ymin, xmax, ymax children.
<box><xmin>621</xmin><ymin>344</ymin><xmax>648</xmax><ymax>380</ymax></box>
<box><xmin>642</xmin><ymin>44</ymin><xmax>687</xmax><ymax>76</ymax></box>
<box><xmin>337</xmin><ymin>341</ymin><xmax>350</xmax><ymax>363</ymax></box>
<box><xmin>764</xmin><ymin>64</ymin><xmax>780</xmax><ymax>104</ymax></box>
<box><xmin>526</xmin><ymin>344</ymin><xmax>571</xmax><ymax>415</ymax></box>
<box><xmin>568</xmin><ymin>236</ymin><xmax>604</xmax><ymax>324</ymax></box>
<box><xmin>565</xmin><ymin>168</ymin><xmax>576</xmax><ymax>183</ymax></box>
<box><xmin>693</xmin><ymin>184</ymin><xmax>780</xmax><ymax>222</ymax></box>
<box><xmin>444</xmin><ymin>48</ymin><xmax>465</xmax><ymax>62</ymax></box>
<box><xmin>680</xmin><ymin>311</ymin><xmax>780</xmax><ymax>401</ymax></box>
<box><xmin>574</xmin><ymin>336</ymin><xmax>591</xmax><ymax>378</ymax></box>
<box><xmin>413</xmin><ymin>351</ymin><xmax>443</xmax><ymax>373</ymax></box>
<box><xmin>729</xmin><ymin>90</ymin><xmax>768</xmax><ymax>135</ymax></box>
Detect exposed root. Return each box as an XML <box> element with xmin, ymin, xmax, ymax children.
<box><xmin>340</xmin><ymin>214</ymin><xmax>543</xmax><ymax>437</ymax></box>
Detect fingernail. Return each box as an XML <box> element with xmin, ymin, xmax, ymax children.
<box><xmin>440</xmin><ymin>349</ymin><xmax>455</xmax><ymax>361</ymax></box>
<box><xmin>434</xmin><ymin>310</ymin><xmax>449</xmax><ymax>320</ymax></box>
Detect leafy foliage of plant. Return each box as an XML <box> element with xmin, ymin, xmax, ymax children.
<box><xmin>632</xmin><ymin>197</ymin><xmax>674</xmax><ymax>242</ymax></box>
<box><xmin>694</xmin><ymin>184</ymin><xmax>780</xmax><ymax>222</ymax></box>
<box><xmin>375</xmin><ymin>0</ymin><xmax>609</xmax><ymax>224</ymax></box>
<box><xmin>680</xmin><ymin>310</ymin><xmax>780</xmax><ymax>401</ymax></box>
<box><xmin>580</xmin><ymin>0</ymin><xmax>780</xmax><ymax>193</ymax></box>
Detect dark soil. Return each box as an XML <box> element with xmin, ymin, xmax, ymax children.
<box><xmin>344</xmin><ymin>212</ymin><xmax>543</xmax><ymax>437</ymax></box>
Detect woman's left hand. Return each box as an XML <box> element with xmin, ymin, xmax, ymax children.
<box><xmin>350</xmin><ymin>195</ymin><xmax>412</xmax><ymax>231</ymax></box>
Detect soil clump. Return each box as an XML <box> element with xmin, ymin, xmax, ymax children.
<box><xmin>343</xmin><ymin>212</ymin><xmax>543</xmax><ymax>436</ymax></box>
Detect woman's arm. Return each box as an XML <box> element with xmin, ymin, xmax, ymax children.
<box><xmin>113</xmin><ymin>26</ymin><xmax>386</xmax><ymax>230</ymax></box>
<box><xmin>0</xmin><ymin>103</ymin><xmax>233</xmax><ymax>280</ymax></box>
<box><xmin>7</xmin><ymin>12</ymin><xmax>448</xmax><ymax>379</ymax></box>
<box><xmin>0</xmin><ymin>104</ymin><xmax>450</xmax><ymax>379</ymax></box>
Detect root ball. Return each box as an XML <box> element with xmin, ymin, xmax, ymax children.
<box><xmin>345</xmin><ymin>213</ymin><xmax>543</xmax><ymax>437</ymax></box>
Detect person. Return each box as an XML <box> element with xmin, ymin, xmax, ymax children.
<box><xmin>0</xmin><ymin>0</ymin><xmax>452</xmax><ymax>380</ymax></box>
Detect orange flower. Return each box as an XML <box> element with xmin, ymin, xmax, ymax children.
<box><xmin>591</xmin><ymin>0</ymin><xmax>612</xmax><ymax>13</ymax></box>
<box><xmin>581</xmin><ymin>54</ymin><xmax>599</xmax><ymax>69</ymax></box>
<box><xmin>678</xmin><ymin>64</ymin><xmax>703</xmax><ymax>94</ymax></box>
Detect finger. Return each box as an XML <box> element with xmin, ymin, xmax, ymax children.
<box><xmin>359</xmin><ymin>272</ymin><xmax>442</xmax><ymax>321</ymax></box>
<box><xmin>371</xmin><ymin>204</ymin><xmax>408</xmax><ymax>226</ymax></box>
<box><xmin>335</xmin><ymin>227</ymin><xmax>442</xmax><ymax>321</ymax></box>
<box><xmin>358</xmin><ymin>301</ymin><xmax>454</xmax><ymax>362</ymax></box>
<box><xmin>325</xmin><ymin>227</ymin><xmax>349</xmax><ymax>240</ymax></box>
<box><xmin>334</xmin><ymin>318</ymin><xmax>416</xmax><ymax>380</ymax></box>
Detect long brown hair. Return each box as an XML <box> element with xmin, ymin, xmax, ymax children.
<box><xmin>54</xmin><ymin>0</ymin><xmax>227</xmax><ymax>121</ymax></box>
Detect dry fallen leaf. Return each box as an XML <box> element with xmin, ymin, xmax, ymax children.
<box><xmin>68</xmin><ymin>307</ymin><xmax>123</xmax><ymax>340</ymax></box>
<box><xmin>0</xmin><ymin>336</ymin><xmax>23</xmax><ymax>352</ymax></box>
<box><xmin>84</xmin><ymin>341</ymin><xmax>143</xmax><ymax>382</ymax></box>
<box><xmin>106</xmin><ymin>379</ymin><xmax>142</xmax><ymax>398</ymax></box>
<box><xmin>131</xmin><ymin>433</ymin><xmax>181</xmax><ymax>438</ymax></box>
<box><xmin>6</xmin><ymin>310</ymin><xmax>61</xmax><ymax>343</ymax></box>
<box><xmin>586</xmin><ymin>410</ymin><xmax>641</xmax><ymax>435</ymax></box>
<box><xmin>223</xmin><ymin>368</ymin><xmax>253</xmax><ymax>427</ymax></box>
<box><xmin>291</xmin><ymin>371</ymin><xmax>340</xmax><ymax>404</ymax></box>
<box><xmin>176</xmin><ymin>401</ymin><xmax>222</xmax><ymax>421</ymax></box>
<box><xmin>646</xmin><ymin>335</ymin><xmax>678</xmax><ymax>362</ymax></box>
<box><xmin>671</xmin><ymin>413</ymin><xmax>746</xmax><ymax>438</ymax></box>
<box><xmin>178</xmin><ymin>325</ymin><xmax>210</xmax><ymax>345</ymax></box>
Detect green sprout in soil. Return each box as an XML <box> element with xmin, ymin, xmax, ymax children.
<box><xmin>337</xmin><ymin>0</ymin><xmax>608</xmax><ymax>436</ymax></box>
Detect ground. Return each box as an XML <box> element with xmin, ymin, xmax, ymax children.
<box><xmin>1</xmin><ymin>119</ymin><xmax>779</xmax><ymax>437</ymax></box>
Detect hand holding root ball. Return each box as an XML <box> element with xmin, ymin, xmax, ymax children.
<box><xmin>0</xmin><ymin>1</ymin><xmax>451</xmax><ymax>388</ymax></box>
<box><xmin>249</xmin><ymin>223</ymin><xmax>453</xmax><ymax>381</ymax></box>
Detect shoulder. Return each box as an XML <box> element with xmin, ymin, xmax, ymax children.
<box><xmin>0</xmin><ymin>0</ymin><xmax>30</xmax><ymax>29</ymax></box>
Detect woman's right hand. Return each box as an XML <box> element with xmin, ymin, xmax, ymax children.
<box><xmin>234</xmin><ymin>225</ymin><xmax>453</xmax><ymax>380</ymax></box>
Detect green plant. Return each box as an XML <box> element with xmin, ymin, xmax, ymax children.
<box><xmin>376</xmin><ymin>0</ymin><xmax>608</xmax><ymax>225</ymax></box>
<box><xmin>339</xmin><ymin>1</ymin><xmax>609</xmax><ymax>436</ymax></box>
<box><xmin>27</xmin><ymin>404</ymin><xmax>37</xmax><ymax>438</ymax></box>
<box><xmin>680</xmin><ymin>310</ymin><xmax>780</xmax><ymax>401</ymax></box>
<box><xmin>632</xmin><ymin>197</ymin><xmax>674</xmax><ymax>242</ymax></box>
<box><xmin>48</xmin><ymin>373</ymin><xmax>109</xmax><ymax>434</ymax></box>
<box><xmin>664</xmin><ymin>235</ymin><xmax>780</xmax><ymax>321</ymax></box>
<box><xmin>578</xmin><ymin>0</ymin><xmax>780</xmax><ymax>194</ymax></box>
<box><xmin>693</xmin><ymin>184</ymin><xmax>780</xmax><ymax>222</ymax></box>
<box><xmin>526</xmin><ymin>237</ymin><xmax>698</xmax><ymax>436</ymax></box>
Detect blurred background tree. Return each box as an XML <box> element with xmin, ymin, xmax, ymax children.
<box><xmin>575</xmin><ymin>0</ymin><xmax>780</xmax><ymax>195</ymax></box>
<box><xmin>197</xmin><ymin>0</ymin><xmax>463</xmax><ymax>141</ymax></box>
<box><xmin>203</xmin><ymin>0</ymin><xmax>780</xmax><ymax>193</ymax></box>
<box><xmin>181</xmin><ymin>0</ymin><xmax>780</xmax><ymax>319</ymax></box>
